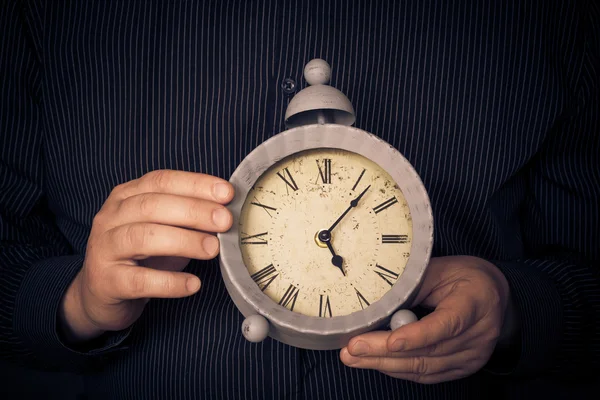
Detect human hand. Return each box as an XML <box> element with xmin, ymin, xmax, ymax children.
<box><xmin>59</xmin><ymin>170</ymin><xmax>234</xmax><ymax>343</ymax></box>
<box><xmin>340</xmin><ymin>256</ymin><xmax>511</xmax><ymax>384</ymax></box>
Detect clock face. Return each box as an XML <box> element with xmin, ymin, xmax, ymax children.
<box><xmin>238</xmin><ymin>147</ymin><xmax>413</xmax><ymax>318</ymax></box>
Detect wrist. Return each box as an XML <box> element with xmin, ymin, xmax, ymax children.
<box><xmin>58</xmin><ymin>273</ymin><xmax>105</xmax><ymax>343</ymax></box>
<box><xmin>498</xmin><ymin>294</ymin><xmax>520</xmax><ymax>347</ymax></box>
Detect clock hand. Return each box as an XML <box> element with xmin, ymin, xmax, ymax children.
<box><xmin>327</xmin><ymin>184</ymin><xmax>371</xmax><ymax>232</ymax></box>
<box><xmin>326</xmin><ymin>241</ymin><xmax>345</xmax><ymax>276</ymax></box>
<box><xmin>317</xmin><ymin>230</ymin><xmax>346</xmax><ymax>276</ymax></box>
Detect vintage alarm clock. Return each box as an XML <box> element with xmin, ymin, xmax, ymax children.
<box><xmin>217</xmin><ymin>59</ymin><xmax>433</xmax><ymax>350</ymax></box>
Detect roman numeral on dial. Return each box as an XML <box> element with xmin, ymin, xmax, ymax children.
<box><xmin>382</xmin><ymin>234</ymin><xmax>409</xmax><ymax>244</ymax></box>
<box><xmin>241</xmin><ymin>232</ymin><xmax>268</xmax><ymax>245</ymax></box>
<box><xmin>374</xmin><ymin>264</ymin><xmax>400</xmax><ymax>286</ymax></box>
<box><xmin>276</xmin><ymin>167</ymin><xmax>299</xmax><ymax>192</ymax></box>
<box><xmin>250</xmin><ymin>264</ymin><xmax>278</xmax><ymax>291</ymax></box>
<box><xmin>317</xmin><ymin>159</ymin><xmax>332</xmax><ymax>184</ymax></box>
<box><xmin>250</xmin><ymin>199</ymin><xmax>277</xmax><ymax>217</ymax></box>
<box><xmin>318</xmin><ymin>294</ymin><xmax>333</xmax><ymax>317</ymax></box>
<box><xmin>279</xmin><ymin>284</ymin><xmax>299</xmax><ymax>311</ymax></box>
<box><xmin>352</xmin><ymin>169</ymin><xmax>366</xmax><ymax>191</ymax></box>
<box><xmin>354</xmin><ymin>288</ymin><xmax>371</xmax><ymax>310</ymax></box>
<box><xmin>373</xmin><ymin>197</ymin><xmax>398</xmax><ymax>214</ymax></box>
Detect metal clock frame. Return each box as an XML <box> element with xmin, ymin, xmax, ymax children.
<box><xmin>218</xmin><ymin>123</ymin><xmax>434</xmax><ymax>350</ymax></box>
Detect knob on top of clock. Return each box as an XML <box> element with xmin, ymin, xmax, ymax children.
<box><xmin>284</xmin><ymin>58</ymin><xmax>356</xmax><ymax>128</ymax></box>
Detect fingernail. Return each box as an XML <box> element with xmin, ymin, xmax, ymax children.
<box><xmin>341</xmin><ymin>348</ymin><xmax>360</xmax><ymax>366</ymax></box>
<box><xmin>351</xmin><ymin>341</ymin><xmax>369</xmax><ymax>356</ymax></box>
<box><xmin>213</xmin><ymin>182</ymin><xmax>231</xmax><ymax>201</ymax></box>
<box><xmin>391</xmin><ymin>339</ymin><xmax>406</xmax><ymax>352</ymax></box>
<box><xmin>212</xmin><ymin>208</ymin><xmax>231</xmax><ymax>228</ymax></box>
<box><xmin>186</xmin><ymin>277</ymin><xmax>201</xmax><ymax>292</ymax></box>
<box><xmin>203</xmin><ymin>236</ymin><xmax>219</xmax><ymax>254</ymax></box>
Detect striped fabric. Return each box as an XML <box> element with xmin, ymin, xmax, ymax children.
<box><xmin>1</xmin><ymin>0</ymin><xmax>599</xmax><ymax>399</ymax></box>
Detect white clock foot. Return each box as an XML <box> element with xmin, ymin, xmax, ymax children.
<box><xmin>390</xmin><ymin>309</ymin><xmax>418</xmax><ymax>331</ymax></box>
<box><xmin>241</xmin><ymin>315</ymin><xmax>270</xmax><ymax>343</ymax></box>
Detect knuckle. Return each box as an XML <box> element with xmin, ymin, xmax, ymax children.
<box><xmin>127</xmin><ymin>269</ymin><xmax>148</xmax><ymax>296</ymax></box>
<box><xmin>424</xmin><ymin>342</ymin><xmax>439</xmax><ymax>356</ymax></box>
<box><xmin>411</xmin><ymin>356</ymin><xmax>429</xmax><ymax>376</ymax></box>
<box><xmin>146</xmin><ymin>170</ymin><xmax>171</xmax><ymax>191</ymax></box>
<box><xmin>159</xmin><ymin>274</ymin><xmax>175</xmax><ymax>294</ymax></box>
<box><xmin>184</xmin><ymin>200</ymin><xmax>204</xmax><ymax>222</ymax></box>
<box><xmin>110</xmin><ymin>182</ymin><xmax>131</xmax><ymax>200</ymax></box>
<box><xmin>374</xmin><ymin>357</ymin><xmax>386</xmax><ymax>371</ymax></box>
<box><xmin>446</xmin><ymin>312</ymin><xmax>465</xmax><ymax>338</ymax></box>
<box><xmin>137</xmin><ymin>193</ymin><xmax>159</xmax><ymax>217</ymax></box>
<box><xmin>91</xmin><ymin>208</ymin><xmax>111</xmax><ymax>231</ymax></box>
<box><xmin>123</xmin><ymin>223</ymin><xmax>149</xmax><ymax>250</ymax></box>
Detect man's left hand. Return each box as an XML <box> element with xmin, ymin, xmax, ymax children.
<box><xmin>340</xmin><ymin>256</ymin><xmax>511</xmax><ymax>384</ymax></box>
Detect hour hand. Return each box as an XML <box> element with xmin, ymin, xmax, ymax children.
<box><xmin>318</xmin><ymin>230</ymin><xmax>345</xmax><ymax>276</ymax></box>
<box><xmin>326</xmin><ymin>241</ymin><xmax>345</xmax><ymax>276</ymax></box>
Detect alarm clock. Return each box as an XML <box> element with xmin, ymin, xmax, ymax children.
<box><xmin>217</xmin><ymin>59</ymin><xmax>433</xmax><ymax>350</ymax></box>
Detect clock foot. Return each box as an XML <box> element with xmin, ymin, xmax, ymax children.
<box><xmin>241</xmin><ymin>314</ymin><xmax>270</xmax><ymax>343</ymax></box>
<box><xmin>390</xmin><ymin>309</ymin><xmax>418</xmax><ymax>331</ymax></box>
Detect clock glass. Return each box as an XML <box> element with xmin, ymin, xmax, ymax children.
<box><xmin>238</xmin><ymin>147</ymin><xmax>413</xmax><ymax>318</ymax></box>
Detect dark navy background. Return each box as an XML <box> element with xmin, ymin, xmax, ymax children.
<box><xmin>1</xmin><ymin>1</ymin><xmax>599</xmax><ymax>399</ymax></box>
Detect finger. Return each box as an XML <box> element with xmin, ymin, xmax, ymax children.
<box><xmin>140</xmin><ymin>256</ymin><xmax>191</xmax><ymax>272</ymax></box>
<box><xmin>387</xmin><ymin>296</ymin><xmax>477</xmax><ymax>352</ymax></box>
<box><xmin>347</xmin><ymin>329</ymin><xmax>478</xmax><ymax>359</ymax></box>
<box><xmin>107</xmin><ymin>264</ymin><xmax>202</xmax><ymax>300</ymax></box>
<box><xmin>383</xmin><ymin>368</ymin><xmax>467</xmax><ymax>385</ymax></box>
<box><xmin>340</xmin><ymin>347</ymin><xmax>472</xmax><ymax>376</ymax></box>
<box><xmin>101</xmin><ymin>222</ymin><xmax>220</xmax><ymax>261</ymax></box>
<box><xmin>111</xmin><ymin>192</ymin><xmax>232</xmax><ymax>232</ymax></box>
<box><xmin>110</xmin><ymin>170</ymin><xmax>234</xmax><ymax>204</ymax></box>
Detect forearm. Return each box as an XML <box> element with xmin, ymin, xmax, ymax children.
<box><xmin>487</xmin><ymin>258</ymin><xmax>600</xmax><ymax>380</ymax></box>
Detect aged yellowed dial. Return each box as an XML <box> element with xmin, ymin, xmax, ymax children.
<box><xmin>238</xmin><ymin>147</ymin><xmax>413</xmax><ymax>318</ymax></box>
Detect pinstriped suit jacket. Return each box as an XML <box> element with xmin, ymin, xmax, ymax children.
<box><xmin>1</xmin><ymin>1</ymin><xmax>599</xmax><ymax>399</ymax></box>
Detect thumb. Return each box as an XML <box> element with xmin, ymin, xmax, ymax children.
<box><xmin>410</xmin><ymin>257</ymin><xmax>447</xmax><ymax>307</ymax></box>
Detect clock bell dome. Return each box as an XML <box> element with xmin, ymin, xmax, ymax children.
<box><xmin>284</xmin><ymin>59</ymin><xmax>356</xmax><ymax>128</ymax></box>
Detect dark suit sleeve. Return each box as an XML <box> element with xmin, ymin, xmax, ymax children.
<box><xmin>0</xmin><ymin>1</ymin><xmax>130</xmax><ymax>371</ymax></box>
<box><xmin>486</xmin><ymin>3</ymin><xmax>600</xmax><ymax>380</ymax></box>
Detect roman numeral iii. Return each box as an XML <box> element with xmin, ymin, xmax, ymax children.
<box><xmin>382</xmin><ymin>234</ymin><xmax>409</xmax><ymax>244</ymax></box>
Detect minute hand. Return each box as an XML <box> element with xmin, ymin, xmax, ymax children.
<box><xmin>327</xmin><ymin>185</ymin><xmax>371</xmax><ymax>232</ymax></box>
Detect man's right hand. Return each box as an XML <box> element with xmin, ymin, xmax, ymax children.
<box><xmin>59</xmin><ymin>170</ymin><xmax>234</xmax><ymax>343</ymax></box>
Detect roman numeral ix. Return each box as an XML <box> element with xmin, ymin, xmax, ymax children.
<box><xmin>241</xmin><ymin>232</ymin><xmax>268</xmax><ymax>245</ymax></box>
<box><xmin>251</xmin><ymin>198</ymin><xmax>277</xmax><ymax>217</ymax></box>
